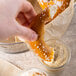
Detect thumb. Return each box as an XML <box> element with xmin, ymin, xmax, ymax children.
<box><xmin>15</xmin><ymin>22</ymin><xmax>38</xmax><ymax>41</ymax></box>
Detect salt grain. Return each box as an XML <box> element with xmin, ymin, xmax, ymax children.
<box><xmin>37</xmin><ymin>46</ymin><xmax>39</xmax><ymax>48</ymax></box>
<box><xmin>45</xmin><ymin>55</ymin><xmax>47</xmax><ymax>58</ymax></box>
<box><xmin>34</xmin><ymin>44</ymin><xmax>36</xmax><ymax>47</ymax></box>
<box><xmin>43</xmin><ymin>49</ymin><xmax>45</xmax><ymax>51</ymax></box>
<box><xmin>39</xmin><ymin>43</ymin><xmax>42</xmax><ymax>45</ymax></box>
<box><xmin>46</xmin><ymin>57</ymin><xmax>50</xmax><ymax>61</ymax></box>
<box><xmin>66</xmin><ymin>2</ymin><xmax>68</xmax><ymax>5</ymax></box>
<box><xmin>42</xmin><ymin>46</ymin><xmax>45</xmax><ymax>48</ymax></box>
<box><xmin>43</xmin><ymin>53</ymin><xmax>45</xmax><ymax>56</ymax></box>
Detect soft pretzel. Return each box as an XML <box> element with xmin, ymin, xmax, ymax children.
<box><xmin>28</xmin><ymin>0</ymin><xmax>70</xmax><ymax>62</ymax></box>
<box><xmin>28</xmin><ymin>8</ymin><xmax>54</xmax><ymax>62</ymax></box>
<box><xmin>37</xmin><ymin>0</ymin><xmax>70</xmax><ymax>23</ymax></box>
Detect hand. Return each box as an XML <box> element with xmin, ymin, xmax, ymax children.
<box><xmin>0</xmin><ymin>0</ymin><xmax>38</xmax><ymax>41</ymax></box>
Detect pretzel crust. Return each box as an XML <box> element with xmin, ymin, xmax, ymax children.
<box><xmin>28</xmin><ymin>0</ymin><xmax>70</xmax><ymax>62</ymax></box>
<box><xmin>28</xmin><ymin>8</ymin><xmax>54</xmax><ymax>62</ymax></box>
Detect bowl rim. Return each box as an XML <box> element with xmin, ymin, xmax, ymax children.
<box><xmin>0</xmin><ymin>42</ymin><xmax>24</xmax><ymax>45</ymax></box>
<box><xmin>39</xmin><ymin>39</ymin><xmax>71</xmax><ymax>70</ymax></box>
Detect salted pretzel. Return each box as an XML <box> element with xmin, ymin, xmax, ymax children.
<box><xmin>28</xmin><ymin>8</ymin><xmax>54</xmax><ymax>62</ymax></box>
<box><xmin>28</xmin><ymin>0</ymin><xmax>70</xmax><ymax>62</ymax></box>
<box><xmin>37</xmin><ymin>0</ymin><xmax>70</xmax><ymax>23</ymax></box>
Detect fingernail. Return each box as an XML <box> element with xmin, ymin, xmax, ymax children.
<box><xmin>18</xmin><ymin>36</ymin><xmax>25</xmax><ymax>42</ymax></box>
<box><xmin>31</xmin><ymin>33</ymin><xmax>38</xmax><ymax>41</ymax></box>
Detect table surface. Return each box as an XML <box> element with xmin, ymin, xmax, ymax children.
<box><xmin>0</xmin><ymin>6</ymin><xmax>76</xmax><ymax>76</ymax></box>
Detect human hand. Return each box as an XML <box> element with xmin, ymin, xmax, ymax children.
<box><xmin>0</xmin><ymin>0</ymin><xmax>38</xmax><ymax>41</ymax></box>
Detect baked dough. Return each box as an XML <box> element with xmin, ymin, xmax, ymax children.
<box><xmin>28</xmin><ymin>0</ymin><xmax>70</xmax><ymax>62</ymax></box>
<box><xmin>28</xmin><ymin>8</ymin><xmax>54</xmax><ymax>62</ymax></box>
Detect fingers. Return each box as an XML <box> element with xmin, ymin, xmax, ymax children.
<box><xmin>13</xmin><ymin>1</ymin><xmax>38</xmax><ymax>41</ymax></box>
<box><xmin>16</xmin><ymin>1</ymin><xmax>37</xmax><ymax>26</ymax></box>
<box><xmin>14</xmin><ymin>21</ymin><xmax>38</xmax><ymax>41</ymax></box>
<box><xmin>22</xmin><ymin>1</ymin><xmax>37</xmax><ymax>23</ymax></box>
<box><xmin>16</xmin><ymin>12</ymin><xmax>29</xmax><ymax>26</ymax></box>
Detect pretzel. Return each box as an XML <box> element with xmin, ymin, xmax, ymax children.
<box><xmin>28</xmin><ymin>8</ymin><xmax>54</xmax><ymax>62</ymax></box>
<box><xmin>28</xmin><ymin>0</ymin><xmax>70</xmax><ymax>62</ymax></box>
<box><xmin>27</xmin><ymin>0</ymin><xmax>70</xmax><ymax>62</ymax></box>
<box><xmin>37</xmin><ymin>0</ymin><xmax>70</xmax><ymax>24</ymax></box>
